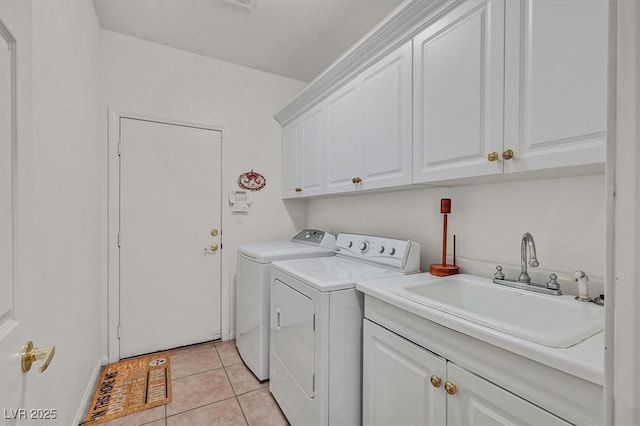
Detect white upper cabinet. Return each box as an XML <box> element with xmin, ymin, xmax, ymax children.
<box><xmin>359</xmin><ymin>40</ymin><xmax>413</xmax><ymax>191</ymax></box>
<box><xmin>413</xmin><ymin>0</ymin><xmax>505</xmax><ymax>183</ymax></box>
<box><xmin>281</xmin><ymin>104</ymin><xmax>325</xmax><ymax>198</ymax></box>
<box><xmin>414</xmin><ymin>0</ymin><xmax>607</xmax><ymax>184</ymax></box>
<box><xmin>325</xmin><ymin>82</ymin><xmax>361</xmax><ymax>193</ymax></box>
<box><xmin>281</xmin><ymin>120</ymin><xmax>300</xmax><ymax>197</ymax></box>
<box><xmin>503</xmin><ymin>0</ymin><xmax>607</xmax><ymax>173</ymax></box>
<box><xmin>278</xmin><ymin>0</ymin><xmax>608</xmax><ymax>197</ymax></box>
<box><xmin>326</xmin><ymin>40</ymin><xmax>413</xmax><ymax>194</ymax></box>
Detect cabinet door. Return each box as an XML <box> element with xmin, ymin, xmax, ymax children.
<box><xmin>281</xmin><ymin>105</ymin><xmax>325</xmax><ymax>198</ymax></box>
<box><xmin>503</xmin><ymin>0</ymin><xmax>607</xmax><ymax>173</ymax></box>
<box><xmin>281</xmin><ymin>120</ymin><xmax>301</xmax><ymax>198</ymax></box>
<box><xmin>360</xmin><ymin>40</ymin><xmax>413</xmax><ymax>190</ymax></box>
<box><xmin>299</xmin><ymin>105</ymin><xmax>324</xmax><ymax>196</ymax></box>
<box><xmin>363</xmin><ymin>320</ymin><xmax>447</xmax><ymax>426</ymax></box>
<box><xmin>325</xmin><ymin>82</ymin><xmax>361</xmax><ymax>194</ymax></box>
<box><xmin>447</xmin><ymin>363</ymin><xmax>571</xmax><ymax>426</ymax></box>
<box><xmin>413</xmin><ymin>0</ymin><xmax>505</xmax><ymax>183</ymax></box>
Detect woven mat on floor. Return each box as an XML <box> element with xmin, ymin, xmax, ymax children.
<box><xmin>81</xmin><ymin>352</ymin><xmax>172</xmax><ymax>425</ymax></box>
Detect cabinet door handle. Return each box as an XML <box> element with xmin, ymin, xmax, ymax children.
<box><xmin>444</xmin><ymin>381</ymin><xmax>457</xmax><ymax>395</ymax></box>
<box><xmin>502</xmin><ymin>149</ymin><xmax>514</xmax><ymax>160</ymax></box>
<box><xmin>294</xmin><ymin>187</ymin><xmax>302</xmax><ymax>193</ymax></box>
<box><xmin>487</xmin><ymin>151</ymin><xmax>499</xmax><ymax>162</ymax></box>
<box><xmin>352</xmin><ymin>177</ymin><xmax>362</xmax><ymax>184</ymax></box>
<box><xmin>430</xmin><ymin>375</ymin><xmax>442</xmax><ymax>388</ymax></box>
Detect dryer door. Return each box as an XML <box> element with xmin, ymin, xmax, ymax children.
<box><xmin>272</xmin><ymin>278</ymin><xmax>316</xmax><ymax>397</ymax></box>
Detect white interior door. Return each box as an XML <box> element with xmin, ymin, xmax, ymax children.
<box><xmin>0</xmin><ymin>20</ymin><xmax>31</xmax><ymax>425</ymax></box>
<box><xmin>118</xmin><ymin>118</ymin><xmax>222</xmax><ymax>359</ymax></box>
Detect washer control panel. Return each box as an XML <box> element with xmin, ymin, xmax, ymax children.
<box><xmin>291</xmin><ymin>229</ymin><xmax>336</xmax><ymax>249</ymax></box>
<box><xmin>334</xmin><ymin>233</ymin><xmax>421</xmax><ymax>272</ymax></box>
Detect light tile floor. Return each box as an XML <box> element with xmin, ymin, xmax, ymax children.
<box><xmin>97</xmin><ymin>340</ymin><xmax>288</xmax><ymax>426</ymax></box>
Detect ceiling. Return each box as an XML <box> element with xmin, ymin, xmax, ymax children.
<box><xmin>92</xmin><ymin>0</ymin><xmax>404</xmax><ymax>83</ymax></box>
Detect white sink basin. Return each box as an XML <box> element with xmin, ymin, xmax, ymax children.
<box><xmin>390</xmin><ymin>274</ymin><xmax>604</xmax><ymax>348</ymax></box>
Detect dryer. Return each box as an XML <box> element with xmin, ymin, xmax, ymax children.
<box><xmin>236</xmin><ymin>229</ymin><xmax>335</xmax><ymax>381</ymax></box>
<box><xmin>269</xmin><ymin>233</ymin><xmax>420</xmax><ymax>425</ymax></box>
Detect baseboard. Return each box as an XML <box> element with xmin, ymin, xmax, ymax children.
<box><xmin>73</xmin><ymin>354</ymin><xmax>107</xmax><ymax>426</ymax></box>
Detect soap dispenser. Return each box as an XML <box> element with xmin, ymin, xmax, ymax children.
<box><xmin>573</xmin><ymin>270</ymin><xmax>592</xmax><ymax>302</ymax></box>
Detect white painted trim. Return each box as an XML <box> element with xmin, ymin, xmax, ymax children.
<box><xmin>607</xmin><ymin>1</ymin><xmax>640</xmax><ymax>423</ymax></box>
<box><xmin>73</xmin><ymin>355</ymin><xmax>108</xmax><ymax>426</ymax></box>
<box><xmin>604</xmin><ymin>0</ymin><xmax>617</xmax><ymax>422</ymax></box>
<box><xmin>107</xmin><ymin>110</ymin><xmax>229</xmax><ymax>362</ymax></box>
<box><xmin>0</xmin><ymin>18</ymin><xmax>17</xmax><ymax>327</ymax></box>
<box><xmin>274</xmin><ymin>0</ymin><xmax>458</xmax><ymax>125</ymax></box>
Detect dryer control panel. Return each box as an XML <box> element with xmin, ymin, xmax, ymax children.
<box><xmin>334</xmin><ymin>233</ymin><xmax>421</xmax><ymax>273</ymax></box>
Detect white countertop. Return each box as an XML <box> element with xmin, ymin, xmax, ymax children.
<box><xmin>356</xmin><ymin>272</ymin><xmax>604</xmax><ymax>386</ymax></box>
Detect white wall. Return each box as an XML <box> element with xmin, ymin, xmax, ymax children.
<box><xmin>307</xmin><ymin>174</ymin><xmax>606</xmax><ymax>295</ymax></box>
<box><xmin>0</xmin><ymin>0</ymin><xmax>103</xmax><ymax>424</ymax></box>
<box><xmin>99</xmin><ymin>30</ymin><xmax>308</xmax><ymax>342</ymax></box>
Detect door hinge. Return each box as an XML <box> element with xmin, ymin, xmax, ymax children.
<box><xmin>117</xmin><ymin>323</ymin><xmax>122</xmax><ymax>339</ymax></box>
<box><xmin>117</xmin><ymin>142</ymin><xmax>123</xmax><ymax>156</ymax></box>
<box><xmin>117</xmin><ymin>233</ymin><xmax>121</xmax><ymax>247</ymax></box>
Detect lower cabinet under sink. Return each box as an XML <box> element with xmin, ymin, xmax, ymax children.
<box><xmin>361</xmin><ymin>296</ymin><xmax>603</xmax><ymax>426</ymax></box>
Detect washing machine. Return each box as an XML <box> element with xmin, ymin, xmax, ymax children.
<box><xmin>236</xmin><ymin>229</ymin><xmax>335</xmax><ymax>381</ymax></box>
<box><xmin>269</xmin><ymin>233</ymin><xmax>421</xmax><ymax>426</ymax></box>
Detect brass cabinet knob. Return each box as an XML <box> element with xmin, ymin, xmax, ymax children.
<box><xmin>502</xmin><ymin>149</ymin><xmax>514</xmax><ymax>160</ymax></box>
<box><xmin>444</xmin><ymin>381</ymin><xmax>457</xmax><ymax>395</ymax></box>
<box><xmin>210</xmin><ymin>228</ymin><xmax>219</xmax><ymax>237</ymax></box>
<box><xmin>352</xmin><ymin>177</ymin><xmax>362</xmax><ymax>184</ymax></box>
<box><xmin>210</xmin><ymin>244</ymin><xmax>219</xmax><ymax>252</ymax></box>
<box><xmin>430</xmin><ymin>375</ymin><xmax>442</xmax><ymax>388</ymax></box>
<box><xmin>294</xmin><ymin>187</ymin><xmax>302</xmax><ymax>193</ymax></box>
<box><xmin>21</xmin><ymin>341</ymin><xmax>56</xmax><ymax>373</ymax></box>
<box><xmin>487</xmin><ymin>151</ymin><xmax>499</xmax><ymax>162</ymax></box>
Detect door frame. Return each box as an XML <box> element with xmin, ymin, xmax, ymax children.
<box><xmin>107</xmin><ymin>111</ymin><xmax>227</xmax><ymax>362</ymax></box>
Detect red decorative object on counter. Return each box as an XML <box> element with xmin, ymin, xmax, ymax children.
<box><xmin>429</xmin><ymin>198</ymin><xmax>459</xmax><ymax>276</ymax></box>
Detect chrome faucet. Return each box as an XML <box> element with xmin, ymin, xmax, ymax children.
<box><xmin>517</xmin><ymin>232</ymin><xmax>539</xmax><ymax>283</ymax></box>
<box><xmin>492</xmin><ymin>232</ymin><xmax>562</xmax><ymax>296</ymax></box>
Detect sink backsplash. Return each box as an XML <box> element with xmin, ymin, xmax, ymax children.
<box><xmin>307</xmin><ymin>175</ymin><xmax>605</xmax><ymax>291</ymax></box>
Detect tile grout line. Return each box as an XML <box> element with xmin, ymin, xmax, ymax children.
<box><xmin>217</xmin><ymin>345</ymin><xmax>251</xmax><ymax>426</ymax></box>
<box><xmin>163</xmin><ymin>343</ymin><xmax>236</xmax><ymax>423</ymax></box>
<box><xmin>163</xmin><ymin>395</ymin><xmax>241</xmax><ymax>424</ymax></box>
<box><xmin>122</xmin><ymin>341</ymin><xmax>278</xmax><ymax>426</ymax></box>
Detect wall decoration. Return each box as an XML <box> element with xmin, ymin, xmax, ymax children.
<box><xmin>238</xmin><ymin>169</ymin><xmax>266</xmax><ymax>191</ymax></box>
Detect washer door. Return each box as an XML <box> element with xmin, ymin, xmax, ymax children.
<box><xmin>272</xmin><ymin>278</ymin><xmax>316</xmax><ymax>397</ymax></box>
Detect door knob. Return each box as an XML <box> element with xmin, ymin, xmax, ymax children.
<box><xmin>210</xmin><ymin>244</ymin><xmax>219</xmax><ymax>252</ymax></box>
<box><xmin>502</xmin><ymin>149</ymin><xmax>514</xmax><ymax>160</ymax></box>
<box><xmin>487</xmin><ymin>152</ymin><xmax>499</xmax><ymax>162</ymax></box>
<box><xmin>210</xmin><ymin>228</ymin><xmax>219</xmax><ymax>237</ymax></box>
<box><xmin>352</xmin><ymin>177</ymin><xmax>362</xmax><ymax>184</ymax></box>
<box><xmin>21</xmin><ymin>341</ymin><xmax>56</xmax><ymax>373</ymax></box>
